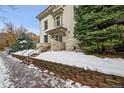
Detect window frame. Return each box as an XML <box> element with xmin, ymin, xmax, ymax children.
<box><xmin>44</xmin><ymin>35</ymin><xmax>48</xmax><ymax>43</ymax></box>
<box><xmin>44</xmin><ymin>20</ymin><xmax>48</xmax><ymax>30</ymax></box>
<box><xmin>55</xmin><ymin>34</ymin><xmax>63</xmax><ymax>42</ymax></box>
<box><xmin>59</xmin><ymin>34</ymin><xmax>63</xmax><ymax>42</ymax></box>
<box><xmin>55</xmin><ymin>16</ymin><xmax>61</xmax><ymax>27</ymax></box>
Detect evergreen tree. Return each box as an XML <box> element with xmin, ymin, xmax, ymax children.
<box><xmin>12</xmin><ymin>32</ymin><xmax>34</xmax><ymax>52</ymax></box>
<box><xmin>74</xmin><ymin>5</ymin><xmax>124</xmax><ymax>54</ymax></box>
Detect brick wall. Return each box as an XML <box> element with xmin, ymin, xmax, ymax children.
<box><xmin>12</xmin><ymin>54</ymin><xmax>124</xmax><ymax>88</ymax></box>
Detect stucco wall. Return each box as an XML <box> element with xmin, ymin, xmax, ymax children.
<box><xmin>40</xmin><ymin>15</ymin><xmax>54</xmax><ymax>43</ymax></box>
<box><xmin>62</xmin><ymin>5</ymin><xmax>77</xmax><ymax>50</ymax></box>
<box><xmin>63</xmin><ymin>5</ymin><xmax>75</xmax><ymax>40</ymax></box>
<box><xmin>65</xmin><ymin>38</ymin><xmax>80</xmax><ymax>51</ymax></box>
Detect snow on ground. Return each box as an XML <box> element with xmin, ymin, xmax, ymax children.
<box><xmin>7</xmin><ymin>55</ymin><xmax>21</xmax><ymax>62</ymax></box>
<box><xmin>27</xmin><ymin>64</ymin><xmax>89</xmax><ymax>88</ymax></box>
<box><xmin>13</xmin><ymin>49</ymin><xmax>37</xmax><ymax>56</ymax></box>
<box><xmin>6</xmin><ymin>55</ymin><xmax>89</xmax><ymax>88</ymax></box>
<box><xmin>34</xmin><ymin>51</ymin><xmax>124</xmax><ymax>77</ymax></box>
<box><xmin>0</xmin><ymin>56</ymin><xmax>13</xmax><ymax>87</ymax></box>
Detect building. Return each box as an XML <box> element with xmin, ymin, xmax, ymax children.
<box><xmin>36</xmin><ymin>5</ymin><xmax>80</xmax><ymax>52</ymax></box>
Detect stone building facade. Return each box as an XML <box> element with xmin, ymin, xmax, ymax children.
<box><xmin>36</xmin><ymin>5</ymin><xmax>80</xmax><ymax>52</ymax></box>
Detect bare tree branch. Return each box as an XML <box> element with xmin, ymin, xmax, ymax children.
<box><xmin>0</xmin><ymin>16</ymin><xmax>8</xmax><ymax>23</ymax></box>
<box><xmin>0</xmin><ymin>6</ymin><xmax>17</xmax><ymax>23</ymax></box>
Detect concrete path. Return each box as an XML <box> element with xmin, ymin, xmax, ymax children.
<box><xmin>0</xmin><ymin>51</ymin><xmax>88</xmax><ymax>88</ymax></box>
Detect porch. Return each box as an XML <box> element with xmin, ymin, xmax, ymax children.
<box><xmin>37</xmin><ymin>41</ymin><xmax>65</xmax><ymax>52</ymax></box>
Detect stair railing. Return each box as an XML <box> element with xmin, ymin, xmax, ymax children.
<box><xmin>22</xmin><ymin>50</ymin><xmax>28</xmax><ymax>56</ymax></box>
<box><xmin>28</xmin><ymin>50</ymin><xmax>36</xmax><ymax>57</ymax></box>
<box><xmin>27</xmin><ymin>50</ymin><xmax>37</xmax><ymax>64</ymax></box>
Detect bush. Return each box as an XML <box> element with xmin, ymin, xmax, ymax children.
<box><xmin>12</xmin><ymin>33</ymin><xmax>34</xmax><ymax>52</ymax></box>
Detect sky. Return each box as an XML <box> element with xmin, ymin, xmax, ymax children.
<box><xmin>0</xmin><ymin>5</ymin><xmax>48</xmax><ymax>35</ymax></box>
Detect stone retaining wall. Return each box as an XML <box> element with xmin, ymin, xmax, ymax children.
<box><xmin>12</xmin><ymin>54</ymin><xmax>124</xmax><ymax>88</ymax></box>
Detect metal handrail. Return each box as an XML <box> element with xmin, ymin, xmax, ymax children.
<box><xmin>26</xmin><ymin>50</ymin><xmax>36</xmax><ymax>64</ymax></box>
<box><xmin>22</xmin><ymin>50</ymin><xmax>28</xmax><ymax>56</ymax></box>
<box><xmin>28</xmin><ymin>49</ymin><xmax>36</xmax><ymax>58</ymax></box>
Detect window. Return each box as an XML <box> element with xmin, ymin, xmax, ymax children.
<box><xmin>55</xmin><ymin>35</ymin><xmax>59</xmax><ymax>41</ymax></box>
<box><xmin>55</xmin><ymin>34</ymin><xmax>63</xmax><ymax>42</ymax></box>
<box><xmin>52</xmin><ymin>35</ymin><xmax>54</xmax><ymax>39</ymax></box>
<box><xmin>59</xmin><ymin>34</ymin><xmax>63</xmax><ymax>42</ymax></box>
<box><xmin>44</xmin><ymin>35</ymin><xmax>48</xmax><ymax>43</ymax></box>
<box><xmin>44</xmin><ymin>20</ymin><xmax>48</xmax><ymax>30</ymax></box>
<box><xmin>55</xmin><ymin>16</ymin><xmax>61</xmax><ymax>27</ymax></box>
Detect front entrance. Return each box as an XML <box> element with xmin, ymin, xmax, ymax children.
<box><xmin>45</xmin><ymin>26</ymin><xmax>67</xmax><ymax>51</ymax></box>
<box><xmin>51</xmin><ymin>33</ymin><xmax>65</xmax><ymax>51</ymax></box>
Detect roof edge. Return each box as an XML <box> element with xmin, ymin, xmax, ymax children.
<box><xmin>36</xmin><ymin>5</ymin><xmax>54</xmax><ymax>20</ymax></box>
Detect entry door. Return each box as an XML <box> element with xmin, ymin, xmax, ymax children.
<box><xmin>44</xmin><ymin>35</ymin><xmax>48</xmax><ymax>43</ymax></box>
